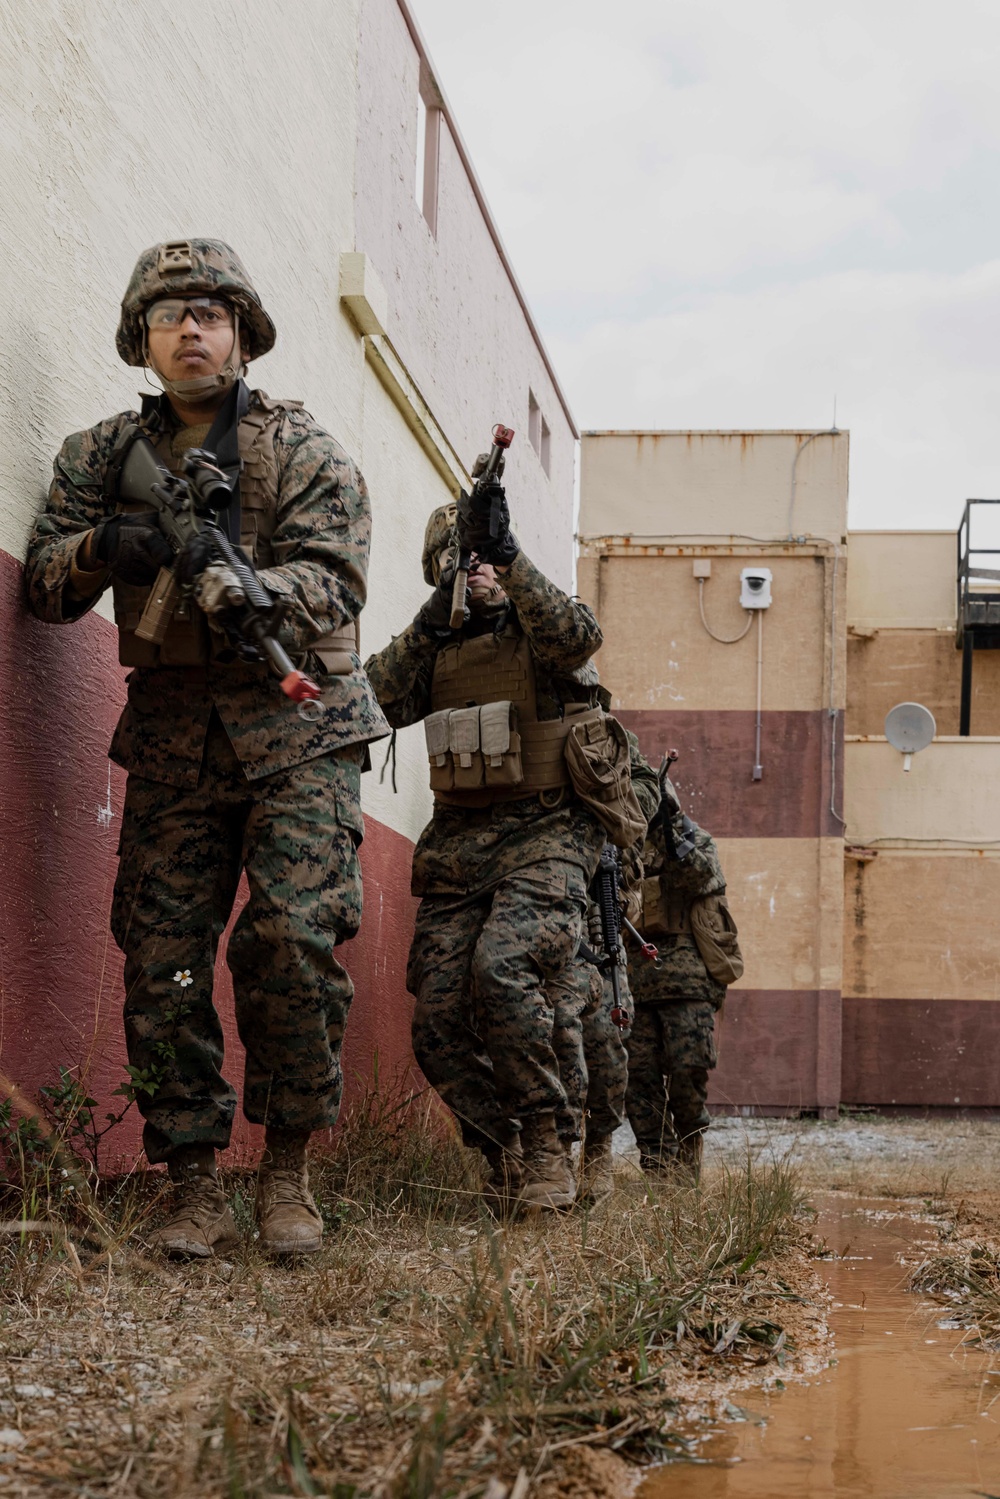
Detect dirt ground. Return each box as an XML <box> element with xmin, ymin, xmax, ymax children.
<box><xmin>3</xmin><ymin>1112</ymin><xmax>998</xmax><ymax>1499</ymax></box>
<box><xmin>654</xmin><ymin>1111</ymin><xmax>1000</xmax><ymax>1197</ymax></box>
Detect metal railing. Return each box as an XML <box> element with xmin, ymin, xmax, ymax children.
<box><xmin>956</xmin><ymin>499</ymin><xmax>1000</xmax><ymax>733</ymax></box>
<box><xmin>958</xmin><ymin>498</ymin><xmax>1000</xmax><ymax>643</ymax></box>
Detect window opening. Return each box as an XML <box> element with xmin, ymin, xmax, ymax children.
<box><xmin>540</xmin><ymin>416</ymin><xmax>551</xmax><ymax>478</ymax></box>
<box><xmin>416</xmin><ymin>70</ymin><xmax>441</xmax><ymax>236</ymax></box>
<box><xmin>415</xmin><ymin>94</ymin><xmax>427</xmax><ymax>207</ymax></box>
<box><xmin>528</xmin><ymin>389</ymin><xmax>541</xmax><ymax>455</ymax></box>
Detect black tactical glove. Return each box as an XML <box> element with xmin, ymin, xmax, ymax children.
<box><xmin>456</xmin><ymin>482</ymin><xmax>520</xmax><ymax>568</ymax></box>
<box><xmin>92</xmin><ymin>511</ymin><xmax>173</xmax><ymax>586</ymax></box>
<box><xmin>175</xmin><ymin>532</ymin><xmax>215</xmax><ymax>586</ymax></box>
<box><xmin>415</xmin><ymin>563</ymin><xmax>468</xmax><ymax>638</ymax></box>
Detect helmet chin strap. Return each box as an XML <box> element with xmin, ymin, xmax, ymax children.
<box><xmin>144</xmin><ymin>312</ymin><xmax>246</xmax><ymax>401</ymax></box>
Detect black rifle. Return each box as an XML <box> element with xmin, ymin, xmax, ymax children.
<box><xmin>593</xmin><ymin>844</ymin><xmax>632</xmax><ymax>1031</ymax></box>
<box><xmin>449</xmin><ymin>423</ymin><xmax>516</xmax><ymax>628</ymax></box>
<box><xmin>660</xmin><ymin>748</ymin><xmax>697</xmax><ymax>860</ymax></box>
<box><xmin>110</xmin><ymin>430</ymin><xmax>320</xmax><ymax>710</ymax></box>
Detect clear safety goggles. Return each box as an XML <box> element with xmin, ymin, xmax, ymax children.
<box><xmin>144</xmin><ymin>297</ymin><xmax>234</xmax><ymax>331</ymax></box>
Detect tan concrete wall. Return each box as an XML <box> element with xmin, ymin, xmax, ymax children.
<box><xmin>579</xmin><ymin>430</ymin><xmax>848</xmax><ymax>546</ymax></box>
<box><xmin>580</xmin><ymin>430</ymin><xmax>850</xmax><ymax>1112</ymax></box>
<box><xmin>844</xmin><ymin>849</ymin><xmax>1000</xmax><ymax>1002</ymax></box>
<box><xmin>578</xmin><ymin>548</ymin><xmax>844</xmax><ymax>714</ymax></box>
<box><xmin>719</xmin><ymin>838</ymin><xmax>844</xmax><ymax>994</ymax></box>
<box><xmin>847</xmin><ymin>630</ymin><xmax>1000</xmax><ymax>736</ymax></box>
<box><xmin>847</xmin><ymin>531</ymin><xmax>956</xmax><ymax>630</ymax></box>
<box><xmin>845</xmin><ymin>738</ymin><xmax>1000</xmax><ymax>846</ymax></box>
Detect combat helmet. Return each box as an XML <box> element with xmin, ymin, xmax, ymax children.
<box><xmin>422</xmin><ymin>503</ymin><xmax>458</xmax><ymax>585</ymax></box>
<box><xmin>116</xmin><ymin>238</ymin><xmax>276</xmax><ymax>398</ymax></box>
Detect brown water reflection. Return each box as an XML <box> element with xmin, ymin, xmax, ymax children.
<box><xmin>638</xmin><ymin>1196</ymin><xmax>1000</xmax><ymax>1499</ymax></box>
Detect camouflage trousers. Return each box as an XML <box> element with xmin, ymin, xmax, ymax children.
<box><xmin>407</xmin><ymin>858</ymin><xmax>590</xmax><ymax>1143</ymax></box>
<box><xmin>552</xmin><ymin>955</ymin><xmax>629</xmax><ymax>1143</ymax></box>
<box><xmin>111</xmin><ymin>711</ymin><xmax>363</xmax><ymax>1164</ymax></box>
<box><xmin>624</xmin><ymin>1001</ymin><xmax>717</xmax><ymax>1159</ymax></box>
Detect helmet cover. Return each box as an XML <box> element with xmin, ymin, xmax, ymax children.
<box><xmin>116</xmin><ymin>238</ymin><xmax>276</xmax><ymax>367</ymax></box>
<box><xmin>422</xmin><ymin>502</ymin><xmax>458</xmax><ymax>585</ymax></box>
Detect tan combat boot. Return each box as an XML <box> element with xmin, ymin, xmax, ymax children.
<box><xmin>256</xmin><ymin>1128</ymin><xmax>323</xmax><ymax>1255</ymax></box>
<box><xmin>579</xmin><ymin>1132</ymin><xmax>615</xmax><ymax>1205</ymax></box>
<box><xmin>148</xmin><ymin>1145</ymin><xmax>238</xmax><ymax>1260</ymax></box>
<box><xmin>677</xmin><ymin>1131</ymin><xmax>704</xmax><ymax>1184</ymax></box>
<box><xmin>480</xmin><ymin>1130</ymin><xmax>524</xmax><ymax>1218</ymax></box>
<box><xmin>517</xmin><ymin>1111</ymin><xmax>577</xmax><ymax>1212</ymax></box>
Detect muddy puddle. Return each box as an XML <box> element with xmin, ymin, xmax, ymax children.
<box><xmin>638</xmin><ymin>1195</ymin><xmax>1000</xmax><ymax>1498</ymax></box>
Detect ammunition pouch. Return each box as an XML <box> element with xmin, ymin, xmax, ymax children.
<box><xmin>425</xmin><ymin>700</ymin><xmax>523</xmax><ymax>793</ymax></box>
<box><xmin>563</xmin><ymin>712</ymin><xmax>647</xmax><ymax>849</ymax></box>
<box><xmin>426</xmin><ymin>701</ymin><xmax>598</xmax><ymax>803</ymax></box>
<box><xmin>690</xmin><ymin>894</ymin><xmax>744</xmax><ymax>986</ymax></box>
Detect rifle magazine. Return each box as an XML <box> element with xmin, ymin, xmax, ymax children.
<box><xmin>134</xmin><ymin>567</ymin><xmax>180</xmax><ymax>644</ymax></box>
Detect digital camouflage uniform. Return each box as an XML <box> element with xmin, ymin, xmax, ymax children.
<box><xmin>364</xmin><ymin>551</ymin><xmax>607</xmax><ymax>1152</ymax></box>
<box><xmin>24</xmin><ymin>242</ymin><xmax>388</xmax><ymax>1166</ymax></box>
<box><xmin>625</xmin><ymin>787</ymin><xmax>728</xmax><ymax>1164</ymax></box>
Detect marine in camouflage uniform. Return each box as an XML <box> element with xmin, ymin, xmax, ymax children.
<box><xmin>25</xmin><ymin>239</ymin><xmax>388</xmax><ymax>1257</ymax></box>
<box><xmin>365</xmin><ymin>493</ymin><xmax>619</xmax><ymax>1211</ymax></box>
<box><xmin>625</xmin><ymin>772</ymin><xmax>734</xmax><ymax>1181</ymax></box>
<box><xmin>553</xmin><ymin>738</ymin><xmax>659</xmax><ymax>1201</ymax></box>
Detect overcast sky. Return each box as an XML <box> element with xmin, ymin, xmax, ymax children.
<box><xmin>412</xmin><ymin>0</ymin><xmax>1000</xmax><ymax>530</ymax></box>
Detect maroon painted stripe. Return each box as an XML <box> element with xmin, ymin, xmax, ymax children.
<box><xmin>709</xmin><ymin>989</ymin><xmax>842</xmax><ymax>1113</ymax></box>
<box><xmin>618</xmin><ymin>709</ymin><xmax>844</xmax><ymax>838</ymax></box>
<box><xmin>843</xmin><ymin>997</ymin><xmax>1000</xmax><ymax>1108</ymax></box>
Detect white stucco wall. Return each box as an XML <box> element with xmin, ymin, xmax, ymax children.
<box><xmin>1</xmin><ymin>0</ymin><xmax>577</xmax><ymax>849</ymax></box>
<box><xmin>355</xmin><ymin>0</ymin><xmax>576</xmax><ymax>589</ymax></box>
<box><xmin>0</xmin><ymin>0</ymin><xmax>365</xmax><ymax>568</ymax></box>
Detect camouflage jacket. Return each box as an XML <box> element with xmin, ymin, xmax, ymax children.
<box><xmin>24</xmin><ymin>389</ymin><xmax>389</xmax><ymax>787</ymax></box>
<box><xmin>631</xmin><ymin>802</ymin><xmax>727</xmax><ymax>1006</ymax></box>
<box><xmin>364</xmin><ymin>550</ymin><xmax>604</xmax><ymax>729</ymax></box>
<box><xmin>365</xmin><ymin>550</ymin><xmax>609</xmax><ymax>896</ymax></box>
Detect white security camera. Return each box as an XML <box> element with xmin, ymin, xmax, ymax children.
<box><xmin>740</xmin><ymin>567</ymin><xmax>772</xmax><ymax>609</ymax></box>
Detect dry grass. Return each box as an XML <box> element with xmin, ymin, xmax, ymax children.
<box><xmin>0</xmin><ymin>1090</ymin><xmax>821</xmax><ymax>1499</ymax></box>
<box><xmin>908</xmin><ymin>1189</ymin><xmax>1000</xmax><ymax>1348</ymax></box>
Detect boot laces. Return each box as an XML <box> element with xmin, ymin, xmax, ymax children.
<box><xmin>262</xmin><ymin>1167</ymin><xmax>315</xmax><ymax>1210</ymax></box>
<box><xmin>169</xmin><ymin>1175</ymin><xmax>224</xmax><ymax>1222</ymax></box>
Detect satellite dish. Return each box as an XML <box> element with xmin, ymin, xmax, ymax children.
<box><xmin>884</xmin><ymin>702</ymin><xmax>936</xmax><ymax>772</ymax></box>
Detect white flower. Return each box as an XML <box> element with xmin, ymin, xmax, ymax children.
<box><xmin>173</xmin><ymin>969</ymin><xmax>193</xmax><ymax>988</ymax></box>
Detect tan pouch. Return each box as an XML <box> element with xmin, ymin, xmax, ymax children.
<box><xmin>425</xmin><ymin>709</ymin><xmax>454</xmax><ymax>792</ymax></box>
<box><xmin>312</xmin><ymin>619</ymin><xmax>361</xmax><ymax>676</ymax></box>
<box><xmin>480</xmin><ymin>700</ymin><xmax>523</xmax><ymax>787</ymax></box>
<box><xmin>641</xmin><ymin>875</ymin><xmax>665</xmax><ymax>931</ymax></box>
<box><xmin>450</xmin><ymin>705</ymin><xmax>484</xmax><ymax>789</ymax></box>
<box><xmin>690</xmin><ymin>894</ymin><xmax>744</xmax><ymax>986</ymax></box>
<box><xmin>564</xmin><ymin>712</ymin><xmax>647</xmax><ymax>849</ymax></box>
<box><xmin>619</xmin><ymin>842</ymin><xmax>645</xmax><ymax>926</ymax></box>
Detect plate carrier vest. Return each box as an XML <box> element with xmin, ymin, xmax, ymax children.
<box><xmin>426</xmin><ymin>623</ymin><xmax>601</xmax><ymax>808</ymax></box>
<box><xmin>110</xmin><ymin>392</ymin><xmax>358</xmax><ymax>672</ymax></box>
